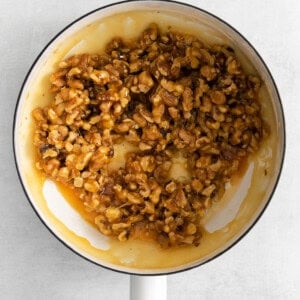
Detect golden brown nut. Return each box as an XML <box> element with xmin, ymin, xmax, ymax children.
<box><xmin>32</xmin><ymin>23</ymin><xmax>265</xmax><ymax>248</ymax></box>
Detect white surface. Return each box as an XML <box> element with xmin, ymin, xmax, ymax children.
<box><xmin>43</xmin><ymin>180</ymin><xmax>109</xmax><ymax>250</ymax></box>
<box><xmin>130</xmin><ymin>275</ymin><xmax>167</xmax><ymax>300</ymax></box>
<box><xmin>0</xmin><ymin>0</ymin><xmax>299</xmax><ymax>299</ymax></box>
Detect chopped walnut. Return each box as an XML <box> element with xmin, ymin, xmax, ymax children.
<box><xmin>32</xmin><ymin>23</ymin><xmax>265</xmax><ymax>248</ymax></box>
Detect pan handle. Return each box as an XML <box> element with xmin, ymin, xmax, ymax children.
<box><xmin>130</xmin><ymin>275</ymin><xmax>167</xmax><ymax>300</ymax></box>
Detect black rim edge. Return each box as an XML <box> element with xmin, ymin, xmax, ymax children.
<box><xmin>12</xmin><ymin>0</ymin><xmax>286</xmax><ymax>276</ymax></box>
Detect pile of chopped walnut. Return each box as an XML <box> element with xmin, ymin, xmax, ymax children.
<box><xmin>32</xmin><ymin>23</ymin><xmax>264</xmax><ymax>248</ymax></box>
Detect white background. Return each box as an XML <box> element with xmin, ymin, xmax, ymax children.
<box><xmin>1</xmin><ymin>0</ymin><xmax>299</xmax><ymax>299</ymax></box>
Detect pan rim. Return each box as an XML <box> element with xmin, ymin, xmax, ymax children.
<box><xmin>12</xmin><ymin>0</ymin><xmax>286</xmax><ymax>276</ymax></box>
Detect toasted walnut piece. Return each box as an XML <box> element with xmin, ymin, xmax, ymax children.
<box><xmin>203</xmin><ymin>197</ymin><xmax>212</xmax><ymax>209</ymax></box>
<box><xmin>142</xmin><ymin>125</ymin><xmax>162</xmax><ymax>141</ymax></box>
<box><xmin>231</xmin><ymin>104</ymin><xmax>245</xmax><ymax>115</ymax></box>
<box><xmin>154</xmin><ymin>162</ymin><xmax>172</xmax><ymax>183</ymax></box>
<box><xmin>182</xmin><ymin>88</ymin><xmax>193</xmax><ymax>112</ymax></box>
<box><xmin>201</xmin><ymin>184</ymin><xmax>216</xmax><ymax>197</ymax></box>
<box><xmin>114</xmin><ymin>121</ymin><xmax>131</xmax><ymax>133</ymax></box>
<box><xmin>209</xmin><ymin>159</ymin><xmax>222</xmax><ymax>172</ymax></box>
<box><xmin>252</xmin><ymin>116</ymin><xmax>262</xmax><ymax>131</ymax></box>
<box><xmin>223</xmin><ymin>81</ymin><xmax>238</xmax><ymax>96</ymax></box>
<box><xmin>32</xmin><ymin>108</ymin><xmax>46</xmax><ymax>122</ymax></box>
<box><xmin>133</xmin><ymin>112</ymin><xmax>147</xmax><ymax>127</ymax></box>
<box><xmin>95</xmin><ymin>216</ymin><xmax>112</xmax><ymax>236</ymax></box>
<box><xmin>138</xmin><ymin>141</ymin><xmax>152</xmax><ymax>151</ymax></box>
<box><xmin>68</xmin><ymin>79</ymin><xmax>84</xmax><ymax>90</ymax></box>
<box><xmin>212</xmin><ymin>106</ymin><xmax>225</xmax><ymax>122</ymax></box>
<box><xmin>75</xmin><ymin>152</ymin><xmax>93</xmax><ymax>171</ymax></box>
<box><xmin>84</xmin><ymin>180</ymin><xmax>100</xmax><ymax>193</ymax></box>
<box><xmin>178</xmin><ymin>129</ymin><xmax>194</xmax><ymax>144</ymax></box>
<box><xmin>247</xmin><ymin>75</ymin><xmax>261</xmax><ymax>93</ymax></box>
<box><xmin>140</xmin><ymin>156</ymin><xmax>156</xmax><ymax>172</ymax></box>
<box><xmin>168</xmin><ymin>107</ymin><xmax>179</xmax><ymax>119</ymax></box>
<box><xmin>74</xmin><ymin>177</ymin><xmax>83</xmax><ymax>188</ymax></box>
<box><xmin>233</xmin><ymin>118</ymin><xmax>245</xmax><ymax>130</ymax></box>
<box><xmin>112</xmin><ymin>184</ymin><xmax>127</xmax><ymax>201</ymax></box>
<box><xmin>165</xmin><ymin>181</ymin><xmax>177</xmax><ymax>193</ymax></box>
<box><xmin>186</xmin><ymin>223</ymin><xmax>197</xmax><ymax>235</ymax></box>
<box><xmin>198</xmin><ymin>48</ymin><xmax>215</xmax><ymax>65</ymax></box>
<box><xmin>152</xmin><ymin>103</ymin><xmax>165</xmax><ymax>123</ymax></box>
<box><xmin>161</xmin><ymin>78</ymin><xmax>184</xmax><ymax>94</ymax></box>
<box><xmin>67</xmin><ymin>67</ymin><xmax>81</xmax><ymax>77</ymax></box>
<box><xmin>159</xmin><ymin>120</ymin><xmax>169</xmax><ymax>131</ymax></box>
<box><xmin>206</xmin><ymin>119</ymin><xmax>220</xmax><ymax>130</ymax></box>
<box><xmin>210</xmin><ymin>91</ymin><xmax>226</xmax><ymax>105</ymax></box>
<box><xmin>245</xmin><ymin>104</ymin><xmax>257</xmax><ymax>115</ymax></box>
<box><xmin>143</xmin><ymin>201</ymin><xmax>155</xmax><ymax>214</ymax></box>
<box><xmin>128</xmin><ymin>182</ymin><xmax>137</xmax><ymax>191</ymax></box>
<box><xmin>190</xmin><ymin>57</ymin><xmax>200</xmax><ymax>69</ymax></box>
<box><xmin>90</xmin><ymin>70</ymin><xmax>110</xmax><ymax>85</ymax></box>
<box><xmin>81</xmin><ymin>171</ymin><xmax>91</xmax><ymax>179</ymax></box>
<box><xmin>170</xmin><ymin>59</ymin><xmax>181</xmax><ymax>78</ymax></box>
<box><xmin>196</xmin><ymin>155</ymin><xmax>212</xmax><ymax>168</ymax></box>
<box><xmin>100</xmin><ymin>101</ymin><xmax>112</xmax><ymax>113</ymax></box>
<box><xmin>227</xmin><ymin>56</ymin><xmax>241</xmax><ymax>75</ymax></box>
<box><xmin>139</xmin><ymin>183</ymin><xmax>151</xmax><ymax>198</ymax></box>
<box><xmin>105</xmin><ymin>207</ymin><xmax>122</xmax><ymax>222</ymax></box>
<box><xmin>50</xmin><ymin>75</ymin><xmax>66</xmax><ymax>91</ymax></box>
<box><xmin>43</xmin><ymin>158</ymin><xmax>60</xmax><ymax>176</ymax></box>
<box><xmin>200</xmin><ymin>96</ymin><xmax>212</xmax><ymax>113</ymax></box>
<box><xmin>89</xmin><ymin>115</ymin><xmax>101</xmax><ymax>125</ymax></box>
<box><xmin>137</xmin><ymin>71</ymin><xmax>154</xmax><ymax>93</ymax></box>
<box><xmin>129</xmin><ymin>60</ymin><xmax>143</xmax><ymax>73</ymax></box>
<box><xmin>156</xmin><ymin>55</ymin><xmax>170</xmax><ymax>76</ymax></box>
<box><xmin>200</xmin><ymin>65</ymin><xmax>218</xmax><ymax>81</ymax></box>
<box><xmin>65</xmin><ymin>110</ymin><xmax>79</xmax><ymax>125</ymax></box>
<box><xmin>47</xmin><ymin>108</ymin><xmax>58</xmax><ymax>121</ymax></box>
<box><xmin>58</xmin><ymin>61</ymin><xmax>68</xmax><ymax>69</ymax></box>
<box><xmin>163</xmin><ymin>224</ymin><xmax>170</xmax><ymax>233</ymax></box>
<box><xmin>100</xmin><ymin>112</ymin><xmax>114</xmax><ymax>129</ymax></box>
<box><xmin>118</xmin><ymin>230</ymin><xmax>128</xmax><ymax>242</ymax></box>
<box><xmin>139</xmin><ymin>107</ymin><xmax>154</xmax><ymax>123</ymax></box>
<box><xmin>82</xmin><ymin>122</ymin><xmax>91</xmax><ymax>131</ymax></box>
<box><xmin>149</xmin><ymin>186</ymin><xmax>161</xmax><ymax>204</ymax></box>
<box><xmin>127</xmin><ymin>192</ymin><xmax>144</xmax><ymax>204</ymax></box>
<box><xmin>58</xmin><ymin>167</ymin><xmax>70</xmax><ymax>179</ymax></box>
<box><xmin>64</xmin><ymin>142</ymin><xmax>73</xmax><ymax>152</ymax></box>
<box><xmin>174</xmin><ymin>186</ymin><xmax>188</xmax><ymax>208</ymax></box>
<box><xmin>159</xmin><ymin>88</ymin><xmax>179</xmax><ymax>107</ymax></box>
<box><xmin>42</xmin><ymin>148</ymin><xmax>58</xmax><ymax>159</ymax></box>
<box><xmin>191</xmin><ymin>179</ymin><xmax>203</xmax><ymax>192</ymax></box>
<box><xmin>66</xmin><ymin>131</ymin><xmax>77</xmax><ymax>143</ymax></box>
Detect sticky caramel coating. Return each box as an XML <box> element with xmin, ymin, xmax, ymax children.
<box><xmin>32</xmin><ymin>23</ymin><xmax>264</xmax><ymax>248</ymax></box>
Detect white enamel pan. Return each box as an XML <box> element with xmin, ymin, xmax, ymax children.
<box><xmin>13</xmin><ymin>1</ymin><xmax>285</xmax><ymax>299</ymax></box>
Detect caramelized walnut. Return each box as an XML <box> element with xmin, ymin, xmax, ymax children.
<box><xmin>32</xmin><ymin>23</ymin><xmax>265</xmax><ymax>248</ymax></box>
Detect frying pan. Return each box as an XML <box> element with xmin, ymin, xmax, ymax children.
<box><xmin>13</xmin><ymin>1</ymin><xmax>285</xmax><ymax>299</ymax></box>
